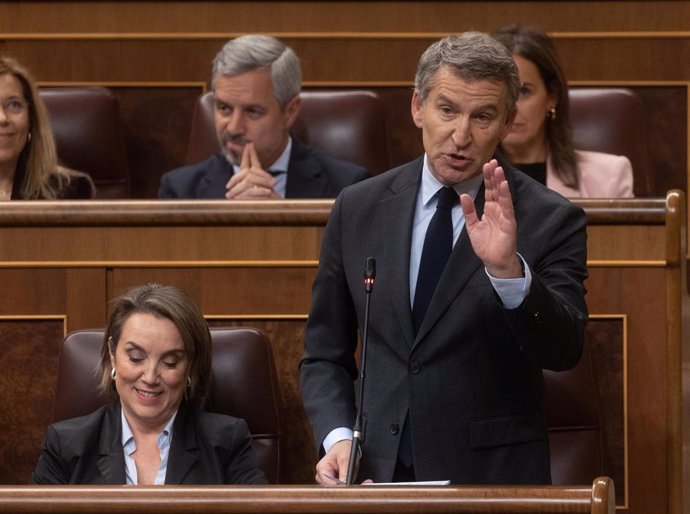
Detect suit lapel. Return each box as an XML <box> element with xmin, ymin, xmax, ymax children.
<box><xmin>494</xmin><ymin>150</ymin><xmax>520</xmax><ymax>208</ymax></box>
<box><xmin>381</xmin><ymin>159</ymin><xmax>423</xmax><ymax>350</ymax></box>
<box><xmin>285</xmin><ymin>140</ymin><xmax>327</xmax><ymax>197</ymax></box>
<box><xmin>96</xmin><ymin>403</ymin><xmax>126</xmax><ymax>484</ymax></box>
<box><xmin>197</xmin><ymin>155</ymin><xmax>232</xmax><ymax>198</ymax></box>
<box><xmin>95</xmin><ymin>402</ymin><xmax>201</xmax><ymax>485</ymax></box>
<box><xmin>164</xmin><ymin>405</ymin><xmax>200</xmax><ymax>484</ymax></box>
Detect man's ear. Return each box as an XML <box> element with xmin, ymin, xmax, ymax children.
<box><xmin>411</xmin><ymin>91</ymin><xmax>424</xmax><ymax>129</ymax></box>
<box><xmin>500</xmin><ymin>107</ymin><xmax>517</xmax><ymax>140</ymax></box>
<box><xmin>284</xmin><ymin>95</ymin><xmax>301</xmax><ymax>129</ymax></box>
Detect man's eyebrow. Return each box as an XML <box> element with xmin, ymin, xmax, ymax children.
<box><xmin>242</xmin><ymin>103</ymin><xmax>266</xmax><ymax>111</ymax></box>
<box><xmin>434</xmin><ymin>94</ymin><xmax>455</xmax><ymax>105</ymax></box>
<box><xmin>475</xmin><ymin>104</ymin><xmax>499</xmax><ymax>113</ymax></box>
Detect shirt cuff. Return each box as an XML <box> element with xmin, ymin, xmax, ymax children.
<box><xmin>486</xmin><ymin>253</ymin><xmax>532</xmax><ymax>309</ymax></box>
<box><xmin>323</xmin><ymin>427</ymin><xmax>353</xmax><ymax>453</ymax></box>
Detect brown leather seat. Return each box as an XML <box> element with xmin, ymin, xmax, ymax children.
<box><xmin>40</xmin><ymin>87</ymin><xmax>129</xmax><ymax>198</ymax></box>
<box><xmin>185</xmin><ymin>90</ymin><xmax>389</xmax><ymax>174</ymax></box>
<box><xmin>569</xmin><ymin>87</ymin><xmax>652</xmax><ymax>196</ymax></box>
<box><xmin>544</xmin><ymin>339</ymin><xmax>604</xmax><ymax>484</ymax></box>
<box><xmin>52</xmin><ymin>327</ymin><xmax>282</xmax><ymax>483</ymax></box>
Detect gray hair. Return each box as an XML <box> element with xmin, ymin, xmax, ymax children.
<box><xmin>212</xmin><ymin>34</ymin><xmax>302</xmax><ymax>108</ymax></box>
<box><xmin>414</xmin><ymin>32</ymin><xmax>520</xmax><ymax>116</ymax></box>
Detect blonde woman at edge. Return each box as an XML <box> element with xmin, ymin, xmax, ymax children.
<box><xmin>0</xmin><ymin>56</ymin><xmax>94</xmax><ymax>200</ymax></box>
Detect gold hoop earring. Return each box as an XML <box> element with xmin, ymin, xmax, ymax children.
<box><xmin>110</xmin><ymin>368</ymin><xmax>116</xmax><ymax>380</ymax></box>
<box><xmin>548</xmin><ymin>108</ymin><xmax>556</xmax><ymax>121</ymax></box>
<box><xmin>187</xmin><ymin>377</ymin><xmax>192</xmax><ymax>389</ymax></box>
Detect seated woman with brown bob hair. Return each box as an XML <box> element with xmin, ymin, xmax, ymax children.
<box><xmin>0</xmin><ymin>56</ymin><xmax>94</xmax><ymax>199</ymax></box>
<box><xmin>32</xmin><ymin>283</ymin><xmax>266</xmax><ymax>485</ymax></box>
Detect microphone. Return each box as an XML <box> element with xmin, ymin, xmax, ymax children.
<box><xmin>364</xmin><ymin>257</ymin><xmax>375</xmax><ymax>293</ymax></box>
<box><xmin>346</xmin><ymin>257</ymin><xmax>376</xmax><ymax>485</ymax></box>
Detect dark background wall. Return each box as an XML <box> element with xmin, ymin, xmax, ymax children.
<box><xmin>0</xmin><ymin>1</ymin><xmax>687</xmax><ymax>197</ymax></box>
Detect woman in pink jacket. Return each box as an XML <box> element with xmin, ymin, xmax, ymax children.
<box><xmin>493</xmin><ymin>25</ymin><xmax>634</xmax><ymax>198</ymax></box>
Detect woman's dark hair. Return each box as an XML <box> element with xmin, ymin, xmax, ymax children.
<box><xmin>492</xmin><ymin>25</ymin><xmax>579</xmax><ymax>187</ymax></box>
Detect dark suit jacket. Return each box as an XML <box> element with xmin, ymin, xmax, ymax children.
<box><xmin>158</xmin><ymin>139</ymin><xmax>370</xmax><ymax>199</ymax></box>
<box><xmin>300</xmin><ymin>155</ymin><xmax>588</xmax><ymax>485</ymax></box>
<box><xmin>31</xmin><ymin>402</ymin><xmax>267</xmax><ymax>485</ymax></box>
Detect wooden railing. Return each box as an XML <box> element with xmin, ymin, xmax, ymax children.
<box><xmin>0</xmin><ymin>195</ymin><xmax>684</xmax><ymax>513</ymax></box>
<box><xmin>0</xmin><ymin>478</ymin><xmax>614</xmax><ymax>514</ymax></box>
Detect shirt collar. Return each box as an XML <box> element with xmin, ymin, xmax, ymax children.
<box><xmin>269</xmin><ymin>136</ymin><xmax>292</xmax><ymax>173</ymax></box>
<box><xmin>420</xmin><ymin>153</ymin><xmax>484</xmax><ymax>207</ymax></box>
<box><xmin>121</xmin><ymin>408</ymin><xmax>177</xmax><ymax>454</ymax></box>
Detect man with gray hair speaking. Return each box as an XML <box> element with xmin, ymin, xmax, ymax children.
<box><xmin>160</xmin><ymin>35</ymin><xmax>369</xmax><ymax>199</ymax></box>
<box><xmin>300</xmin><ymin>32</ymin><xmax>588</xmax><ymax>485</ymax></box>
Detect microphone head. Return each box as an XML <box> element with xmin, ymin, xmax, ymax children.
<box><xmin>364</xmin><ymin>257</ymin><xmax>376</xmax><ymax>279</ymax></box>
<box><xmin>364</xmin><ymin>257</ymin><xmax>376</xmax><ymax>293</ymax></box>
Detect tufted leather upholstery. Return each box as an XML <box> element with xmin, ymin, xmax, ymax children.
<box><xmin>185</xmin><ymin>90</ymin><xmax>389</xmax><ymax>174</ymax></box>
<box><xmin>52</xmin><ymin>327</ymin><xmax>282</xmax><ymax>483</ymax></box>
<box><xmin>569</xmin><ymin>87</ymin><xmax>652</xmax><ymax>196</ymax></box>
<box><xmin>40</xmin><ymin>87</ymin><xmax>129</xmax><ymax>198</ymax></box>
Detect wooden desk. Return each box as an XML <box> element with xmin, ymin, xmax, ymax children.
<box><xmin>0</xmin><ymin>195</ymin><xmax>685</xmax><ymax>514</ymax></box>
<box><xmin>0</xmin><ymin>478</ymin><xmax>614</xmax><ymax>514</ymax></box>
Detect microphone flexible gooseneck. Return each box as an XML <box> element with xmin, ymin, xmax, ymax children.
<box><xmin>346</xmin><ymin>257</ymin><xmax>376</xmax><ymax>485</ymax></box>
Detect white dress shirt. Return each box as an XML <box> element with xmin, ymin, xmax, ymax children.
<box><xmin>122</xmin><ymin>409</ymin><xmax>177</xmax><ymax>485</ymax></box>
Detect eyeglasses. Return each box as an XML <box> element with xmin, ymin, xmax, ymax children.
<box><xmin>0</xmin><ymin>98</ymin><xmax>29</xmax><ymax>116</ymax></box>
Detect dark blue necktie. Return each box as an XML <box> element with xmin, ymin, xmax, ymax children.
<box><xmin>412</xmin><ymin>186</ymin><xmax>458</xmax><ymax>334</ymax></box>
<box><xmin>398</xmin><ymin>186</ymin><xmax>458</xmax><ymax>473</ymax></box>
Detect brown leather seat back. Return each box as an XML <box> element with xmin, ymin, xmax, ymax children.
<box><xmin>544</xmin><ymin>340</ymin><xmax>603</xmax><ymax>484</ymax></box>
<box><xmin>205</xmin><ymin>328</ymin><xmax>282</xmax><ymax>483</ymax></box>
<box><xmin>184</xmin><ymin>92</ymin><xmax>217</xmax><ymax>166</ymax></box>
<box><xmin>185</xmin><ymin>90</ymin><xmax>389</xmax><ymax>174</ymax></box>
<box><xmin>52</xmin><ymin>327</ymin><xmax>282</xmax><ymax>483</ymax></box>
<box><xmin>53</xmin><ymin>330</ymin><xmax>111</xmax><ymax>418</ymax></box>
<box><xmin>291</xmin><ymin>90</ymin><xmax>389</xmax><ymax>174</ymax></box>
<box><xmin>569</xmin><ymin>87</ymin><xmax>652</xmax><ymax>196</ymax></box>
<box><xmin>40</xmin><ymin>87</ymin><xmax>129</xmax><ymax>198</ymax></box>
